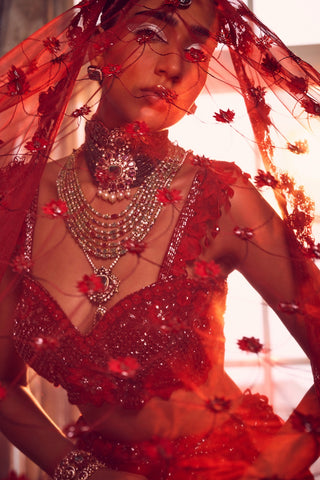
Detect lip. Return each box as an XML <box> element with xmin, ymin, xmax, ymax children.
<box><xmin>140</xmin><ymin>85</ymin><xmax>178</xmax><ymax>105</ymax></box>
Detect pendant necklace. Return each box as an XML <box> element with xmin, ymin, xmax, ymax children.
<box><xmin>57</xmin><ymin>126</ymin><xmax>186</xmax><ymax>318</ymax></box>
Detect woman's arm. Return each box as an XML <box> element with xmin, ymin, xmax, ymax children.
<box><xmin>240</xmin><ymin>385</ymin><xmax>319</xmax><ymax>479</ymax></box>
<box><xmin>0</xmin><ymin>267</ymin><xmax>75</xmax><ymax>475</ymax></box>
<box><xmin>219</xmin><ymin>172</ymin><xmax>320</xmax><ymax>358</ymax></box>
<box><xmin>0</xmin><ymin>268</ymin><xmax>147</xmax><ymax>479</ymax></box>
<box><xmin>217</xmin><ymin>172</ymin><xmax>320</xmax><ymax>477</ymax></box>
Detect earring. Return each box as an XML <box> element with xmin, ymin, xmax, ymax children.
<box><xmin>87</xmin><ymin>65</ymin><xmax>103</xmax><ymax>84</ymax></box>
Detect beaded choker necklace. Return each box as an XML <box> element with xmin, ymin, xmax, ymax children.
<box><xmin>84</xmin><ymin>118</ymin><xmax>171</xmax><ymax>203</ymax></box>
<box><xmin>57</xmin><ymin>132</ymin><xmax>186</xmax><ymax>317</ymax></box>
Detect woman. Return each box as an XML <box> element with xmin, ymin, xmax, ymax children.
<box><xmin>0</xmin><ymin>0</ymin><xmax>320</xmax><ymax>478</ymax></box>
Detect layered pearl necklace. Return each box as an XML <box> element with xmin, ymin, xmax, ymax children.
<box><xmin>57</xmin><ymin>119</ymin><xmax>186</xmax><ymax>315</ymax></box>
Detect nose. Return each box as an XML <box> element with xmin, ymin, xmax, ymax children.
<box><xmin>154</xmin><ymin>46</ymin><xmax>184</xmax><ymax>84</ymax></box>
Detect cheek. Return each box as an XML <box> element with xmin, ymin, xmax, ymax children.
<box><xmin>182</xmin><ymin>64</ymin><xmax>207</xmax><ymax>99</ymax></box>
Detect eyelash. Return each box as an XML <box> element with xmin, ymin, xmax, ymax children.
<box><xmin>127</xmin><ymin>23</ymin><xmax>206</xmax><ymax>58</ymax></box>
<box><xmin>128</xmin><ymin>23</ymin><xmax>168</xmax><ymax>43</ymax></box>
<box><xmin>186</xmin><ymin>43</ymin><xmax>205</xmax><ymax>53</ymax></box>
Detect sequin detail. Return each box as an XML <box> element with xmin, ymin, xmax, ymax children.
<box><xmin>13</xmin><ymin>160</ymin><xmax>240</xmax><ymax>409</ymax></box>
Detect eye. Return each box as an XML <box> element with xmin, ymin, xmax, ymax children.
<box><xmin>128</xmin><ymin>23</ymin><xmax>168</xmax><ymax>44</ymax></box>
<box><xmin>184</xmin><ymin>44</ymin><xmax>208</xmax><ymax>63</ymax></box>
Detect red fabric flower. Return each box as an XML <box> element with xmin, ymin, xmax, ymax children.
<box><xmin>261</xmin><ymin>54</ymin><xmax>281</xmax><ymax>75</ymax></box>
<box><xmin>184</xmin><ymin>47</ymin><xmax>207</xmax><ymax>63</ymax></box>
<box><xmin>286</xmin><ymin>209</ymin><xmax>313</xmax><ymax>233</ymax></box>
<box><xmin>91</xmin><ymin>32</ymin><xmax>116</xmax><ymax>54</ymax></box>
<box><xmin>125</xmin><ymin>121</ymin><xmax>149</xmax><ymax>138</ymax></box>
<box><xmin>102</xmin><ymin>64</ymin><xmax>122</xmax><ymax>77</ymax></box>
<box><xmin>0</xmin><ymin>382</ymin><xmax>7</xmax><ymax>400</ymax></box>
<box><xmin>26</xmin><ymin>59</ymin><xmax>38</xmax><ymax>74</ymax></box>
<box><xmin>304</xmin><ymin>241</ymin><xmax>320</xmax><ymax>259</ymax></box>
<box><xmin>77</xmin><ymin>274</ymin><xmax>104</xmax><ymax>295</ymax></box>
<box><xmin>153</xmin><ymin>87</ymin><xmax>177</xmax><ymax>104</ymax></box>
<box><xmin>248</xmin><ymin>86</ymin><xmax>266</xmax><ymax>104</ymax></box>
<box><xmin>194</xmin><ymin>260</ymin><xmax>221</xmax><ymax>279</ymax></box>
<box><xmin>213</xmin><ymin>109</ymin><xmax>235</xmax><ymax>124</ymax></box>
<box><xmin>123</xmin><ymin>239</ymin><xmax>146</xmax><ymax>255</ymax></box>
<box><xmin>108</xmin><ymin>357</ymin><xmax>140</xmax><ymax>378</ymax></box>
<box><xmin>256</xmin><ymin>35</ymin><xmax>273</xmax><ymax>51</ymax></box>
<box><xmin>191</xmin><ymin>154</ymin><xmax>211</xmax><ymax>167</ymax></box>
<box><xmin>157</xmin><ymin>188</ymin><xmax>182</xmax><ymax>205</ymax></box>
<box><xmin>247</xmin><ymin>86</ymin><xmax>271</xmax><ymax>124</ymax></box>
<box><xmin>288</xmin><ymin>76</ymin><xmax>308</xmax><ymax>95</ymax></box>
<box><xmin>11</xmin><ymin>254</ymin><xmax>32</xmax><ymax>273</ymax></box>
<box><xmin>287</xmin><ymin>140</ymin><xmax>309</xmax><ymax>155</ymax></box>
<box><xmin>278</xmin><ymin>301</ymin><xmax>301</xmax><ymax>314</ymax></box>
<box><xmin>237</xmin><ymin>336</ymin><xmax>263</xmax><ymax>354</ymax></box>
<box><xmin>233</xmin><ymin>226</ymin><xmax>254</xmax><ymax>240</ymax></box>
<box><xmin>7</xmin><ymin>65</ymin><xmax>30</xmax><ymax>96</ymax></box>
<box><xmin>71</xmin><ymin>105</ymin><xmax>91</xmax><ymax>118</ymax></box>
<box><xmin>254</xmin><ymin>170</ymin><xmax>278</xmax><ymax>189</ymax></box>
<box><xmin>301</xmin><ymin>98</ymin><xmax>320</xmax><ymax>116</ymax></box>
<box><xmin>136</xmin><ymin>30</ymin><xmax>157</xmax><ymax>44</ymax></box>
<box><xmin>42</xmin><ymin>199</ymin><xmax>68</xmax><ymax>218</ymax></box>
<box><xmin>25</xmin><ymin>135</ymin><xmax>48</xmax><ymax>153</ymax></box>
<box><xmin>43</xmin><ymin>36</ymin><xmax>61</xmax><ymax>54</ymax></box>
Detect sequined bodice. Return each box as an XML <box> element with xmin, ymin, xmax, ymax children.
<box><xmin>13</xmin><ymin>161</ymin><xmax>239</xmax><ymax>409</ymax></box>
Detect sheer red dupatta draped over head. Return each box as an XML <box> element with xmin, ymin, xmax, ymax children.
<box><xmin>0</xmin><ymin>0</ymin><xmax>105</xmax><ymax>280</ymax></box>
<box><xmin>1</xmin><ymin>0</ymin><xmax>320</xmax><ymax>393</ymax></box>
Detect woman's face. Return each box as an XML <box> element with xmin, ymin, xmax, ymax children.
<box><xmin>95</xmin><ymin>0</ymin><xmax>217</xmax><ymax>131</ymax></box>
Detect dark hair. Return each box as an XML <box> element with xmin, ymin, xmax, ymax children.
<box><xmin>101</xmin><ymin>0</ymin><xmax>134</xmax><ymax>30</ymax></box>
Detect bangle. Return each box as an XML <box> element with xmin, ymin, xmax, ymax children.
<box><xmin>53</xmin><ymin>449</ymin><xmax>107</xmax><ymax>480</ymax></box>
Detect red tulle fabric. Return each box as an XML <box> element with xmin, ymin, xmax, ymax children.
<box><xmin>13</xmin><ymin>161</ymin><xmax>231</xmax><ymax>408</ymax></box>
<box><xmin>74</xmin><ymin>394</ymin><xmax>289</xmax><ymax>480</ymax></box>
<box><xmin>1</xmin><ymin>0</ymin><xmax>320</xmax><ymax>281</ymax></box>
<box><xmin>1</xmin><ymin>0</ymin><xmax>320</xmax><ymax>477</ymax></box>
<box><xmin>13</xmin><ymin>159</ymin><xmax>316</xmax><ymax>478</ymax></box>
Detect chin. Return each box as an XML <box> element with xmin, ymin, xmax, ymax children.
<box><xmin>138</xmin><ymin>109</ymin><xmax>185</xmax><ymax>132</ymax></box>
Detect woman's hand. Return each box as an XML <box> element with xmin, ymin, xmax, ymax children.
<box><xmin>91</xmin><ymin>469</ymin><xmax>148</xmax><ymax>480</ymax></box>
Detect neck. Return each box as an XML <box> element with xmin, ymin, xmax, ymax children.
<box><xmin>83</xmin><ymin>116</ymin><xmax>170</xmax><ymax>202</ymax></box>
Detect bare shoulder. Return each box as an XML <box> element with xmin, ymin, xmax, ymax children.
<box><xmin>198</xmin><ymin>159</ymin><xmax>279</xmax><ymax>269</ymax></box>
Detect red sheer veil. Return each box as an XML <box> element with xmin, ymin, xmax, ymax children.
<box><xmin>1</xmin><ymin>0</ymin><xmax>320</xmax><ymax>381</ymax></box>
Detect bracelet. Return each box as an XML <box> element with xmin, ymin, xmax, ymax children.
<box><xmin>53</xmin><ymin>449</ymin><xmax>107</xmax><ymax>480</ymax></box>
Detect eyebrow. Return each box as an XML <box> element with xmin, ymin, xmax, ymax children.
<box><xmin>133</xmin><ymin>10</ymin><xmax>211</xmax><ymax>40</ymax></box>
<box><xmin>134</xmin><ymin>10</ymin><xmax>178</xmax><ymax>26</ymax></box>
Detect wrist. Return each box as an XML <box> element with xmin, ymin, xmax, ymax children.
<box><xmin>53</xmin><ymin>449</ymin><xmax>107</xmax><ymax>480</ymax></box>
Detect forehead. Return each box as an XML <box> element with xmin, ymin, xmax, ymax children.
<box><xmin>127</xmin><ymin>0</ymin><xmax>216</xmax><ymax>31</ymax></box>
